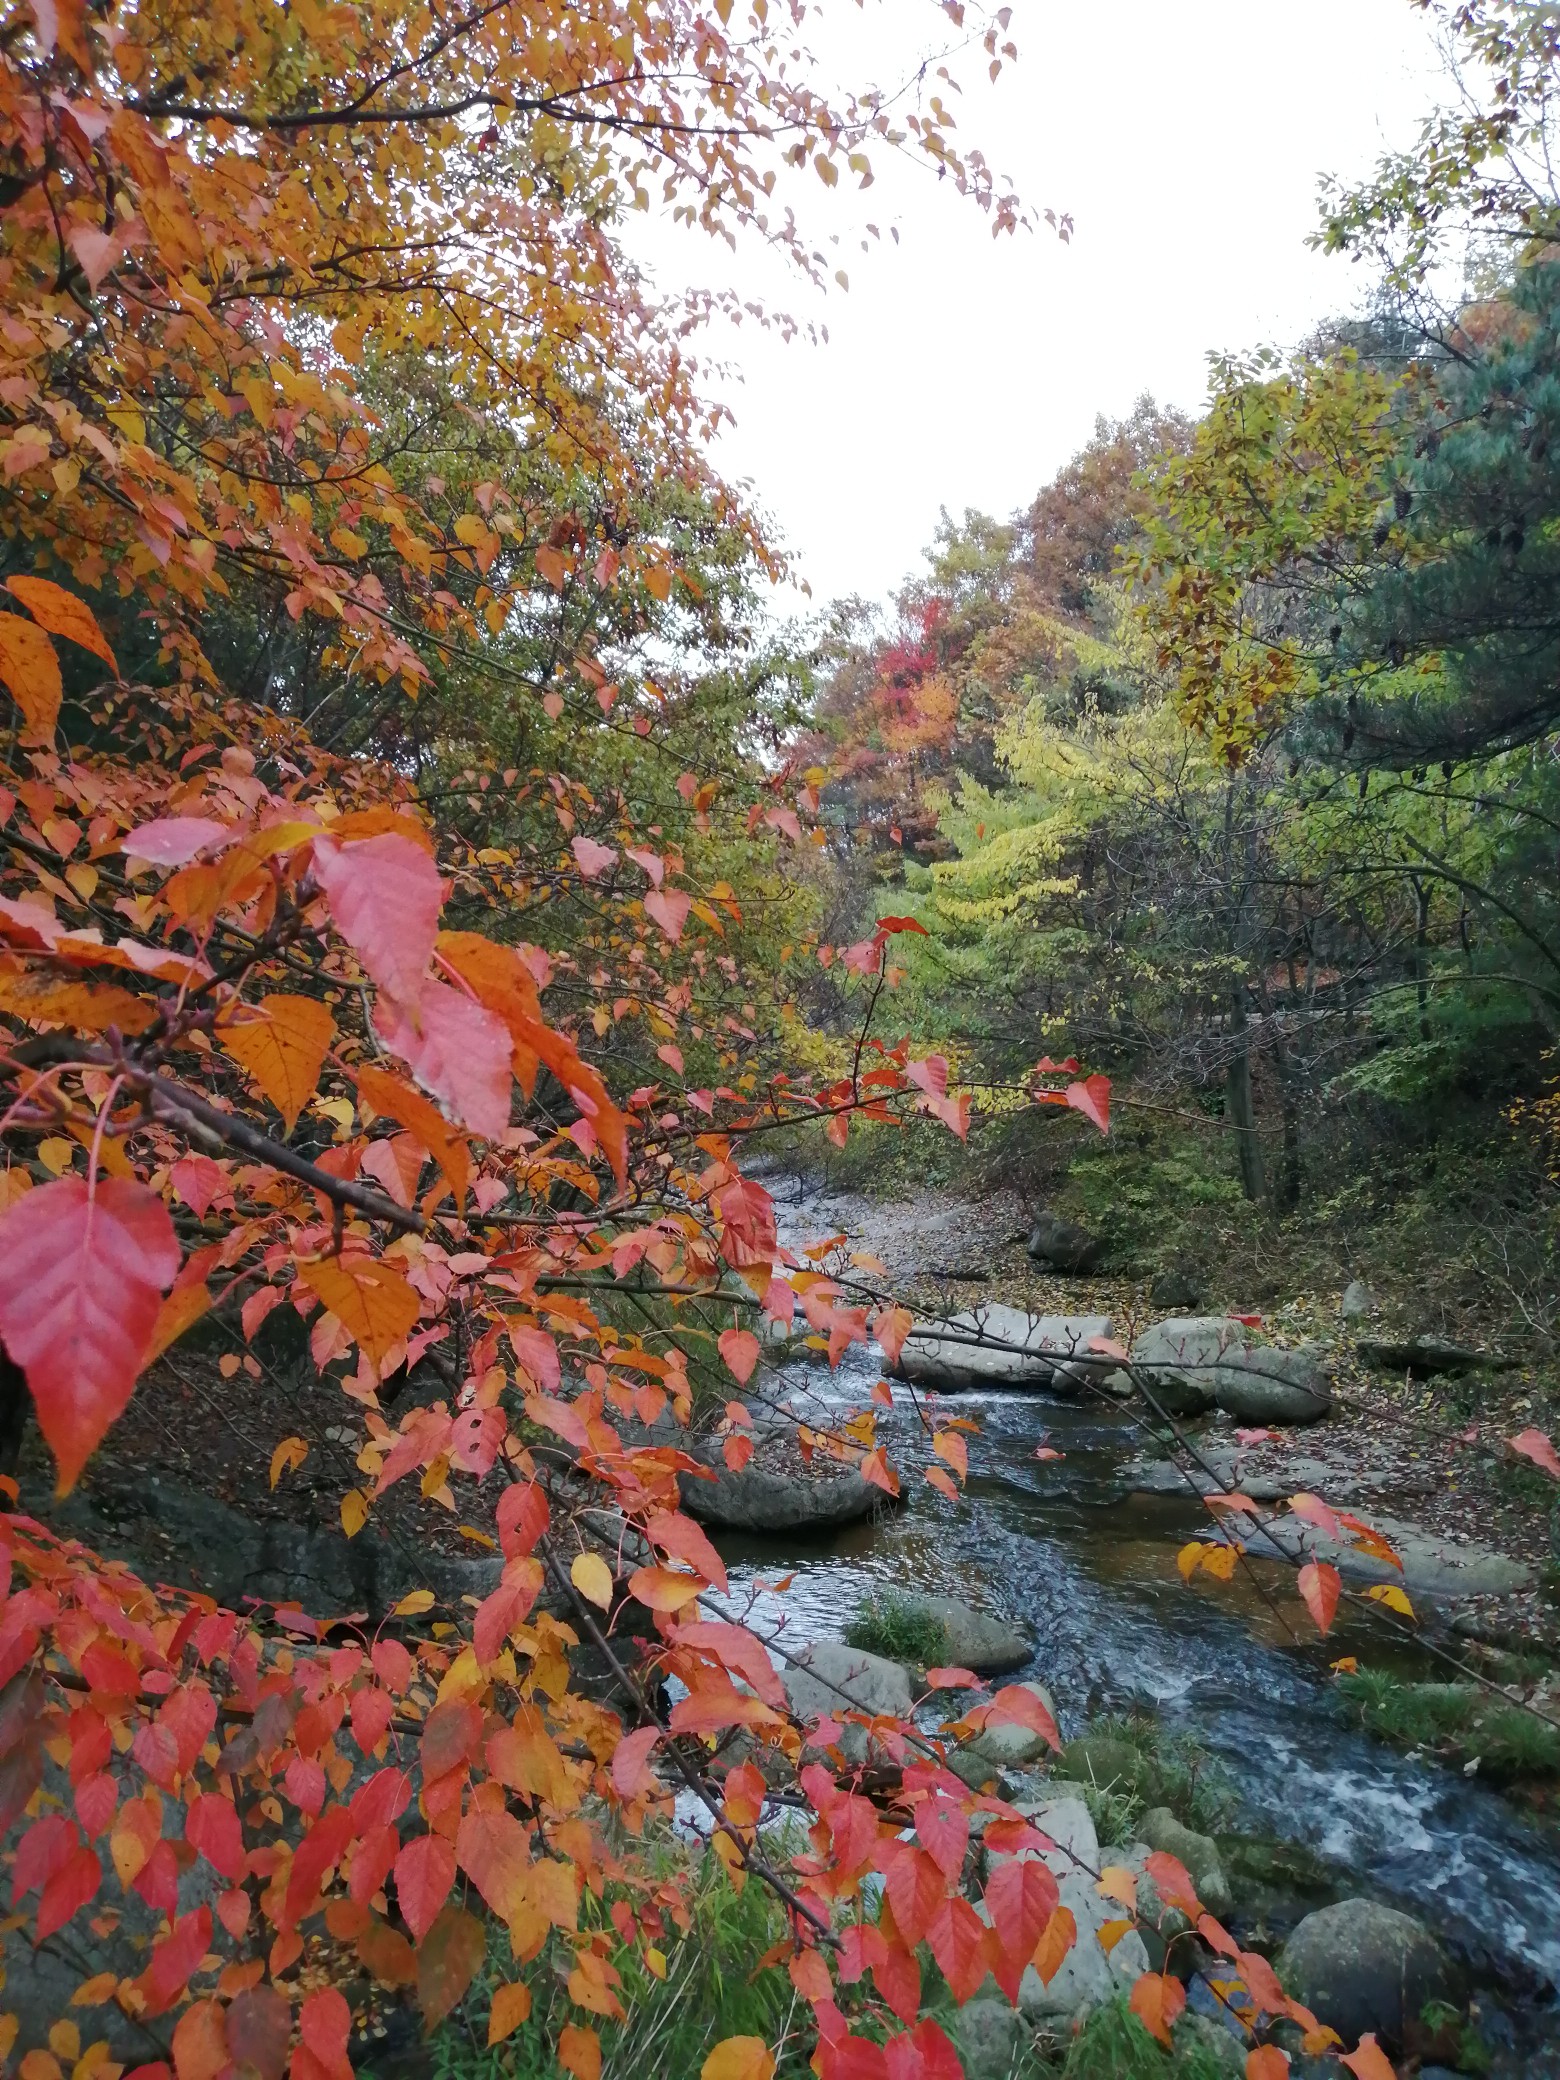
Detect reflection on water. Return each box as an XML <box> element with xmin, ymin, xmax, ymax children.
<box><xmin>720</xmin><ymin>1237</ymin><xmax>1560</xmax><ymax>1993</ymax></box>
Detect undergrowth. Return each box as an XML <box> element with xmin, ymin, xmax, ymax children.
<box><xmin>1337</xmin><ymin>1668</ymin><xmax>1560</xmax><ymax>1782</ymax></box>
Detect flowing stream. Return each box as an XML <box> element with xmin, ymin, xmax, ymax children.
<box><xmin>712</xmin><ymin>1181</ymin><xmax>1560</xmax><ymax>2030</ymax></box>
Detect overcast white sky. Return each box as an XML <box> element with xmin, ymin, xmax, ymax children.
<box><xmin>629</xmin><ymin>0</ymin><xmax>1446</xmax><ymax>610</ymax></box>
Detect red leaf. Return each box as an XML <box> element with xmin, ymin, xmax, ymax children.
<box><xmin>1510</xmin><ymin>1428</ymin><xmax>1560</xmax><ymax>1480</ymax></box>
<box><xmin>916</xmin><ymin>1796</ymin><xmax>968</xmax><ymax>1882</ymax></box>
<box><xmin>646</xmin><ymin>1508</ymin><xmax>728</xmax><ymax>1593</ymax></box>
<box><xmin>122</xmin><ymin>816</ymin><xmax>229</xmax><ymax>866</ymax></box>
<box><xmin>373</xmin><ymin>978</ymin><xmax>511</xmax><ymax>1139</ymax></box>
<box><xmin>497</xmin><ymin>1479</ymin><xmax>549</xmax><ymax>1557</ymax></box>
<box><xmin>1297</xmin><ymin>1560</ymin><xmax>1341</xmax><ymax>1637</ymax></box>
<box><xmin>0</xmin><ymin>1175</ymin><xmax>179</xmax><ymax>1492</ymax></box>
<box><xmin>611</xmin><ymin>1726</ymin><xmax>660</xmax><ymax>1801</ymax></box>
<box><xmin>884</xmin><ymin>1847</ymin><xmax>947</xmax><ymax>1950</ymax></box>
<box><xmin>924</xmin><ymin>1893</ymin><xmax>992</xmax><ymax>2003</ymax></box>
<box><xmin>417</xmin><ymin>1902</ymin><xmax>486</xmax><ymax>2029</ymax></box>
<box><xmin>984</xmin><ymin>1858</ymin><xmax>1060</xmax><ymax>2003</ymax></box>
<box><xmin>1064</xmin><ymin>1073</ymin><xmax>1111</xmax><ymax>1135</ymax></box>
<box><xmin>187</xmin><ymin>1794</ymin><xmax>246</xmax><ymax>1882</ymax></box>
<box><xmin>394</xmin><ymin>1832</ymin><xmax>456</xmax><ymax>1942</ymax></box>
<box><xmin>967</xmin><ymin>1684</ymin><xmax>1060</xmax><ymax>1752</ymax></box>
<box><xmin>875</xmin><ymin>916</ymin><xmax>928</xmax><ymax>936</ymax></box>
<box><xmin>717</xmin><ymin>1327</ymin><xmax>761</xmax><ymax>1386</ymax></box>
<box><xmin>571</xmin><ymin>835</ymin><xmax>617</xmax><ymax>878</ymax></box>
<box><xmin>1289</xmin><ymin>1492</ymin><xmax>1344</xmax><ymax>1541</ymax></box>
<box><xmin>1245</xmin><ymin>2050</ymin><xmax>1291</xmax><ymax>2080</ymax></box>
<box><xmin>645</xmin><ymin>888</ymin><xmax>691</xmax><ymax>942</ymax></box>
<box><xmin>226</xmin><ymin>1987</ymin><xmax>291</xmax><ymax>2080</ymax></box>
<box><xmin>1143</xmin><ymin>1850</ymin><xmax>1200</xmax><ymax>1918</ymax></box>
<box><xmin>300</xmin><ymin>1988</ymin><xmax>352</xmax><ymax>2080</ymax></box>
<box><xmin>313</xmin><ymin>831</ymin><xmax>442</xmax><ymax>1008</ymax></box>
<box><xmin>37</xmin><ymin>1841</ymin><xmax>100</xmax><ymax>1939</ymax></box>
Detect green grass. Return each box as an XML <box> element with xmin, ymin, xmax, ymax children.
<box><xmin>1076</xmin><ymin>1712</ymin><xmax>1238</xmax><ymax>1837</ymax></box>
<box><xmin>845</xmin><ymin>1591</ymin><xmax>949</xmax><ymax>1669</ymax></box>
<box><xmin>1060</xmin><ymin>1998</ymin><xmax>1236</xmax><ymax>2080</ymax></box>
<box><xmin>386</xmin><ymin>1845</ymin><xmax>809</xmax><ymax>2080</ymax></box>
<box><xmin>1338</xmin><ymin>1667</ymin><xmax>1560</xmax><ymax>1783</ymax></box>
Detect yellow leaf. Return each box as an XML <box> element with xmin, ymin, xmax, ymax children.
<box><xmin>644</xmin><ymin>1947</ymin><xmax>667</xmax><ymax>1980</ymax></box>
<box><xmin>301</xmin><ymin>1253</ymin><xmax>419</xmax><ymax>1369</ymax></box>
<box><xmin>570</xmin><ymin>1551</ymin><xmax>614</xmax><ymax>1610</ymax></box>
<box><xmin>1366</xmin><ymin>1583</ymin><xmax>1415</xmax><ymax>1620</ymax></box>
<box><xmin>0</xmin><ymin>611</ymin><xmax>62</xmax><ymax>738</ymax></box>
<box><xmin>341</xmin><ymin>1489</ymin><xmax>369</xmax><ymax>1538</ymax></box>
<box><xmin>69</xmin><ymin>1978</ymin><xmax>117</xmax><ymax>2009</ymax></box>
<box><xmin>1097</xmin><ymin>1865</ymin><xmax>1137</xmax><ymax>1909</ymax></box>
<box><xmin>218</xmin><ymin>994</ymin><xmax>335</xmax><ymax>1134</ymax></box>
<box><xmin>486</xmin><ymin>1982</ymin><xmax>531</xmax><ymax>2045</ymax></box>
<box><xmin>702</xmin><ymin>2038</ymin><xmax>775</xmax><ymax>2080</ymax></box>
<box><xmin>38</xmin><ymin>1136</ymin><xmax>75</xmax><ymax>1175</ymax></box>
<box><xmin>393</xmin><ymin>1590</ymin><xmax>436</xmax><ymax>1617</ymax></box>
<box><xmin>1098</xmin><ymin>1917</ymin><xmax>1134</xmax><ymax>1953</ymax></box>
<box><xmin>270</xmin><ymin>1436</ymin><xmax>308</xmax><ymax>1489</ymax></box>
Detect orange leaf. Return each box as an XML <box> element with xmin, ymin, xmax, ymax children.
<box><xmin>559</xmin><ymin>2024</ymin><xmax>601</xmax><ymax>2080</ymax></box>
<box><xmin>925</xmin><ymin>1465</ymin><xmax>959</xmax><ymax>1501</ymax></box>
<box><xmin>6</xmin><ymin>577</ymin><xmax>117</xmax><ymax>673</ymax></box>
<box><xmin>1246</xmin><ymin>2049</ymin><xmax>1291</xmax><ymax>2079</ymax></box>
<box><xmin>487</xmin><ymin>1982</ymin><xmax>532</xmax><ymax>2046</ymax></box>
<box><xmin>628</xmin><ymin>1566</ymin><xmax>703</xmax><ymax>1612</ymax></box>
<box><xmin>1031</xmin><ymin>1904</ymin><xmax>1076</xmax><ymax>1984</ymax></box>
<box><xmin>0</xmin><ymin>612</ymin><xmax>62</xmax><ymax>738</ymax></box>
<box><xmin>357</xmin><ymin>1062</ymin><xmax>469</xmax><ymax>1210</ymax></box>
<box><xmin>217</xmin><ymin>993</ymin><xmax>335</xmax><ymax>1134</ymax></box>
<box><xmin>301</xmin><ymin>1253</ymin><xmax>419</xmax><ymax>1371</ymax></box>
<box><xmin>1129</xmin><ymin>1971</ymin><xmax>1186</xmax><ymax>2047</ymax></box>
<box><xmin>933</xmin><ymin>1429</ymin><xmax>968</xmax><ymax>1480</ymax></box>
<box><xmin>1339</xmin><ymin>2037</ymin><xmax>1397</xmax><ymax>2080</ymax></box>
<box><xmin>703</xmin><ymin>2030</ymin><xmax>777</xmax><ymax>2080</ymax></box>
<box><xmin>1297</xmin><ymin>1560</ymin><xmax>1341</xmax><ymax>1637</ymax></box>
<box><xmin>1064</xmin><ymin>1072</ymin><xmax>1111</xmax><ymax>1134</ymax></box>
<box><xmin>143</xmin><ymin>1280</ymin><xmax>212</xmax><ymax>1369</ymax></box>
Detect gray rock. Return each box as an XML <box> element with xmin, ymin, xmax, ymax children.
<box><xmin>1026</xmin><ymin>1209</ymin><xmax>1105</xmax><ymax>1273</ymax></box>
<box><xmin>679</xmin><ymin>1452</ymin><xmax>886</xmax><ymax>1534</ymax></box>
<box><xmin>1151</xmin><ymin>1265</ymin><xmax>1204</xmax><ymax>1311</ymax></box>
<box><xmin>1356</xmin><ymin>1334</ymin><xmax>1515</xmax><ymax>1377</ymax></box>
<box><xmin>950</xmin><ymin>1999</ymin><xmax>1024</xmax><ymax>2080</ymax></box>
<box><xmin>960</xmin><ymin>1681</ymin><xmax>1057</xmax><ymax>1769</ymax></box>
<box><xmin>1111</xmin><ymin>1318</ymin><xmax>1332</xmax><ymax>1426</ymax></box>
<box><xmin>1340</xmin><ymin>1280</ymin><xmax>1375</xmax><ymax>1321</ymax></box>
<box><xmin>1277</xmin><ymin>1898</ymin><xmax>1463</xmax><ymax>2053</ymax></box>
<box><xmin>781</xmin><ymin>1639</ymin><xmax>914</xmax><ymax>1763</ymax></box>
<box><xmin>1210</xmin><ymin>1344</ymin><xmax>1332</xmax><ymax>1425</ymax></box>
<box><xmin>1259</xmin><ymin>1509</ymin><xmax>1532</xmax><ymax>1600</ymax></box>
<box><xmin>893</xmin><ymin>1593</ymin><xmax>1031</xmax><ymax>1676</ymax></box>
<box><xmin>1171</xmin><ymin>2013</ymin><xmax>1247</xmax><ymax>2079</ymax></box>
<box><xmin>895</xmin><ymin>1305</ymin><xmax>1115</xmax><ymax>1392</ymax></box>
<box><xmin>987</xmin><ymin>1796</ymin><xmax>1151</xmax><ymax>2019</ymax></box>
<box><xmin>1138</xmin><ymin>1807</ymin><xmax>1232</xmax><ymax>1916</ymax></box>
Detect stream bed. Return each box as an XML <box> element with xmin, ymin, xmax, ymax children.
<box><xmin>710</xmin><ymin>1182</ymin><xmax>1560</xmax><ymax>2052</ymax></box>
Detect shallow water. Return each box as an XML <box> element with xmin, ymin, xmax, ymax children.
<box><xmin>714</xmin><ymin>1187</ymin><xmax>1560</xmax><ymax>2005</ymax></box>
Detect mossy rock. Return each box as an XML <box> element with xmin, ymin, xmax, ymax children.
<box><xmin>1058</xmin><ymin>1734</ymin><xmax>1161</xmax><ymax>1804</ymax></box>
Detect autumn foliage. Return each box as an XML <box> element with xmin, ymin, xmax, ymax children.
<box><xmin>0</xmin><ymin>2</ymin><xmax>1435</xmax><ymax>2079</ymax></box>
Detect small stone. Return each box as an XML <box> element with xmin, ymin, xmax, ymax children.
<box><xmin>1340</xmin><ymin>1280</ymin><xmax>1374</xmax><ymax>1321</ymax></box>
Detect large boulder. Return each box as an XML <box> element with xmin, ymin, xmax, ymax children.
<box><xmin>1356</xmin><ymin>1333</ymin><xmax>1515</xmax><ymax>1378</ymax></box>
<box><xmin>781</xmin><ymin>1639</ymin><xmax>914</xmax><ymax>1764</ymax></box>
<box><xmin>1105</xmin><ymin>1317</ymin><xmax>1332</xmax><ymax>1425</ymax></box>
<box><xmin>1056</xmin><ymin>1732</ymin><xmax>1160</xmax><ymax>1804</ymax></box>
<box><xmin>1276</xmin><ymin>1898</ymin><xmax>1463</xmax><ymax>2053</ymax></box>
<box><xmin>1026</xmin><ymin>1210</ymin><xmax>1105</xmax><ymax>1274</ymax></box>
<box><xmin>1150</xmin><ymin>1264</ymin><xmax>1204</xmax><ymax>1311</ymax></box>
<box><xmin>892</xmin><ymin>1593</ymin><xmax>1031</xmax><ymax>1676</ymax></box>
<box><xmin>981</xmin><ymin>1796</ymin><xmax>1150</xmax><ymax>2020</ymax></box>
<box><xmin>895</xmin><ymin>1305</ymin><xmax>1115</xmax><ymax>1393</ymax></box>
<box><xmin>679</xmin><ymin>1451</ymin><xmax>886</xmax><ymax>1534</ymax></box>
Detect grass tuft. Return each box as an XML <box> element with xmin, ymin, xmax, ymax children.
<box><xmin>845</xmin><ymin>1591</ymin><xmax>949</xmax><ymax>1668</ymax></box>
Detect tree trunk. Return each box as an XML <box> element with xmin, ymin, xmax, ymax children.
<box><xmin>1227</xmin><ymin>994</ymin><xmax>1266</xmax><ymax>1202</ymax></box>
